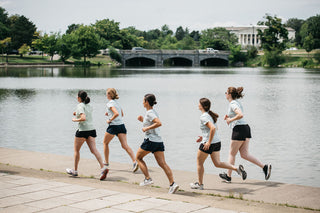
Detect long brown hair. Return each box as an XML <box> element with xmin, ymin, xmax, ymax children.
<box><xmin>227</xmin><ymin>87</ymin><xmax>244</xmax><ymax>100</ymax></box>
<box><xmin>199</xmin><ymin>98</ymin><xmax>219</xmax><ymax>123</ymax></box>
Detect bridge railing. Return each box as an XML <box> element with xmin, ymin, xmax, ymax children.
<box><xmin>120</xmin><ymin>50</ymin><xmax>230</xmax><ymax>55</ymax></box>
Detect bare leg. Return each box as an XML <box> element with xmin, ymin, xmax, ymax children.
<box><xmin>210</xmin><ymin>151</ymin><xmax>238</xmax><ymax>171</ymax></box>
<box><xmin>227</xmin><ymin>140</ymin><xmax>244</xmax><ymax>177</ymax></box>
<box><xmin>239</xmin><ymin>138</ymin><xmax>264</xmax><ymax>168</ymax></box>
<box><xmin>197</xmin><ymin>150</ymin><xmax>208</xmax><ymax>185</ymax></box>
<box><xmin>103</xmin><ymin>132</ymin><xmax>115</xmax><ymax>165</ymax></box>
<box><xmin>136</xmin><ymin>148</ymin><xmax>151</xmax><ymax>179</ymax></box>
<box><xmin>74</xmin><ymin>137</ymin><xmax>86</xmax><ymax>171</ymax></box>
<box><xmin>117</xmin><ymin>133</ymin><xmax>136</xmax><ymax>163</ymax></box>
<box><xmin>86</xmin><ymin>136</ymin><xmax>104</xmax><ymax>168</ymax></box>
<box><xmin>154</xmin><ymin>151</ymin><xmax>174</xmax><ymax>185</ymax></box>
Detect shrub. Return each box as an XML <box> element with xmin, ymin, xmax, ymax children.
<box><xmin>109</xmin><ymin>47</ymin><xmax>122</xmax><ymax>63</ymax></box>
<box><xmin>263</xmin><ymin>50</ymin><xmax>285</xmax><ymax>67</ymax></box>
<box><xmin>314</xmin><ymin>50</ymin><xmax>320</xmax><ymax>63</ymax></box>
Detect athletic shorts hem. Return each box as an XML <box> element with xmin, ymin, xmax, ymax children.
<box><xmin>75</xmin><ymin>129</ymin><xmax>97</xmax><ymax>139</ymax></box>
<box><xmin>232</xmin><ymin>124</ymin><xmax>252</xmax><ymax>140</ymax></box>
<box><xmin>199</xmin><ymin>142</ymin><xmax>221</xmax><ymax>154</ymax></box>
<box><xmin>140</xmin><ymin>138</ymin><xmax>165</xmax><ymax>153</ymax></box>
<box><xmin>106</xmin><ymin>124</ymin><xmax>127</xmax><ymax>136</ymax></box>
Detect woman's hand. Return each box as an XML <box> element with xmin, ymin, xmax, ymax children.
<box><xmin>203</xmin><ymin>142</ymin><xmax>211</xmax><ymax>150</ymax></box>
<box><xmin>107</xmin><ymin>119</ymin><xmax>111</xmax><ymax>124</ymax></box>
<box><xmin>196</xmin><ymin>136</ymin><xmax>202</xmax><ymax>143</ymax></box>
<box><xmin>72</xmin><ymin>118</ymin><xmax>77</xmax><ymax>122</ymax></box>
<box><xmin>73</xmin><ymin>112</ymin><xmax>76</xmax><ymax>116</ymax></box>
<box><xmin>142</xmin><ymin>127</ymin><xmax>148</xmax><ymax>132</ymax></box>
<box><xmin>105</xmin><ymin>112</ymin><xmax>108</xmax><ymax>116</ymax></box>
<box><xmin>137</xmin><ymin>115</ymin><xmax>143</xmax><ymax>122</ymax></box>
<box><xmin>224</xmin><ymin>115</ymin><xmax>231</xmax><ymax>125</ymax></box>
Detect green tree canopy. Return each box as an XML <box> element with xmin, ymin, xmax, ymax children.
<box><xmin>257</xmin><ymin>14</ymin><xmax>288</xmax><ymax>52</ymax></box>
<box><xmin>42</xmin><ymin>33</ymin><xmax>59</xmax><ymax>61</ymax></box>
<box><xmin>300</xmin><ymin>14</ymin><xmax>320</xmax><ymax>51</ymax></box>
<box><xmin>0</xmin><ymin>7</ymin><xmax>10</xmax><ymax>40</ymax></box>
<box><xmin>66</xmin><ymin>24</ymin><xmax>80</xmax><ymax>34</ymax></box>
<box><xmin>200</xmin><ymin>27</ymin><xmax>237</xmax><ymax>50</ymax></box>
<box><xmin>285</xmin><ymin>18</ymin><xmax>305</xmax><ymax>46</ymax></box>
<box><xmin>10</xmin><ymin>15</ymin><xmax>36</xmax><ymax>50</ymax></box>
<box><xmin>94</xmin><ymin>19</ymin><xmax>120</xmax><ymax>46</ymax></box>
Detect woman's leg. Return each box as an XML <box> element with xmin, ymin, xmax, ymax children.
<box><xmin>74</xmin><ymin>137</ymin><xmax>86</xmax><ymax>171</ymax></box>
<box><xmin>86</xmin><ymin>136</ymin><xmax>104</xmax><ymax>168</ymax></box>
<box><xmin>227</xmin><ymin>140</ymin><xmax>244</xmax><ymax>177</ymax></box>
<box><xmin>210</xmin><ymin>151</ymin><xmax>238</xmax><ymax>171</ymax></box>
<box><xmin>154</xmin><ymin>151</ymin><xmax>174</xmax><ymax>185</ymax></box>
<box><xmin>197</xmin><ymin>150</ymin><xmax>208</xmax><ymax>185</ymax></box>
<box><xmin>239</xmin><ymin>138</ymin><xmax>264</xmax><ymax>168</ymax></box>
<box><xmin>103</xmin><ymin>132</ymin><xmax>115</xmax><ymax>165</ymax></box>
<box><xmin>117</xmin><ymin>133</ymin><xmax>136</xmax><ymax>163</ymax></box>
<box><xmin>136</xmin><ymin>148</ymin><xmax>151</xmax><ymax>179</ymax></box>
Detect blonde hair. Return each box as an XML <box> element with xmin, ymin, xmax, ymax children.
<box><xmin>107</xmin><ymin>88</ymin><xmax>119</xmax><ymax>99</ymax></box>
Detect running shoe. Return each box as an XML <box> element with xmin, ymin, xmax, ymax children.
<box><xmin>190</xmin><ymin>182</ymin><xmax>204</xmax><ymax>190</ymax></box>
<box><xmin>66</xmin><ymin>168</ymin><xmax>78</xmax><ymax>177</ymax></box>
<box><xmin>132</xmin><ymin>162</ymin><xmax>139</xmax><ymax>173</ymax></box>
<box><xmin>169</xmin><ymin>182</ymin><xmax>179</xmax><ymax>194</ymax></box>
<box><xmin>237</xmin><ymin>165</ymin><xmax>247</xmax><ymax>180</ymax></box>
<box><xmin>100</xmin><ymin>167</ymin><xmax>109</xmax><ymax>181</ymax></box>
<box><xmin>219</xmin><ymin>173</ymin><xmax>231</xmax><ymax>183</ymax></box>
<box><xmin>263</xmin><ymin>164</ymin><xmax>272</xmax><ymax>180</ymax></box>
<box><xmin>139</xmin><ymin>178</ymin><xmax>154</xmax><ymax>186</ymax></box>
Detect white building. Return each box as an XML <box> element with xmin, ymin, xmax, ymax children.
<box><xmin>225</xmin><ymin>26</ymin><xmax>295</xmax><ymax>48</ymax></box>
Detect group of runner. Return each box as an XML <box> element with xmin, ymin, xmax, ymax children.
<box><xmin>66</xmin><ymin>87</ymin><xmax>271</xmax><ymax>194</ymax></box>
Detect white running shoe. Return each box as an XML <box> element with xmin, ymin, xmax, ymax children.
<box><xmin>132</xmin><ymin>162</ymin><xmax>139</xmax><ymax>173</ymax></box>
<box><xmin>169</xmin><ymin>182</ymin><xmax>179</xmax><ymax>194</ymax></box>
<box><xmin>139</xmin><ymin>178</ymin><xmax>154</xmax><ymax>186</ymax></box>
<box><xmin>190</xmin><ymin>182</ymin><xmax>204</xmax><ymax>190</ymax></box>
<box><xmin>66</xmin><ymin>168</ymin><xmax>78</xmax><ymax>176</ymax></box>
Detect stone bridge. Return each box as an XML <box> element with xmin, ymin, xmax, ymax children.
<box><xmin>119</xmin><ymin>50</ymin><xmax>230</xmax><ymax>67</ymax></box>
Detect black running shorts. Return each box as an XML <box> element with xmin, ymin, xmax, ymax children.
<box><xmin>232</xmin><ymin>124</ymin><xmax>251</xmax><ymax>141</ymax></box>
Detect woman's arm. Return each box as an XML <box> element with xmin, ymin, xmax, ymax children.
<box><xmin>107</xmin><ymin>106</ymin><xmax>119</xmax><ymax>124</ymax></box>
<box><xmin>142</xmin><ymin>118</ymin><xmax>162</xmax><ymax>132</ymax></box>
<box><xmin>226</xmin><ymin>108</ymin><xmax>243</xmax><ymax>125</ymax></box>
<box><xmin>72</xmin><ymin>113</ymin><xmax>86</xmax><ymax>122</ymax></box>
<box><xmin>203</xmin><ymin>121</ymin><xmax>216</xmax><ymax>150</ymax></box>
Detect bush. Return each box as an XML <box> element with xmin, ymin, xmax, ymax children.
<box><xmin>229</xmin><ymin>45</ymin><xmax>247</xmax><ymax>65</ymax></box>
<box><xmin>314</xmin><ymin>50</ymin><xmax>320</xmax><ymax>63</ymax></box>
<box><xmin>109</xmin><ymin>47</ymin><xmax>122</xmax><ymax>63</ymax></box>
<box><xmin>301</xmin><ymin>59</ymin><xmax>315</xmax><ymax>68</ymax></box>
<box><xmin>263</xmin><ymin>50</ymin><xmax>285</xmax><ymax>67</ymax></box>
<box><xmin>247</xmin><ymin>46</ymin><xmax>258</xmax><ymax>59</ymax></box>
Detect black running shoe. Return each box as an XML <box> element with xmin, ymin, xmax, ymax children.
<box><xmin>219</xmin><ymin>173</ymin><xmax>232</xmax><ymax>183</ymax></box>
<box><xmin>263</xmin><ymin>164</ymin><xmax>272</xmax><ymax>180</ymax></box>
<box><xmin>237</xmin><ymin>165</ymin><xmax>247</xmax><ymax>180</ymax></box>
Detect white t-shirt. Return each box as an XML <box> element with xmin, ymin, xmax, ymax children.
<box><xmin>76</xmin><ymin>102</ymin><xmax>95</xmax><ymax>131</ymax></box>
<box><xmin>106</xmin><ymin>100</ymin><xmax>124</xmax><ymax>125</ymax></box>
<box><xmin>227</xmin><ymin>100</ymin><xmax>247</xmax><ymax>129</ymax></box>
<box><xmin>200</xmin><ymin>112</ymin><xmax>220</xmax><ymax>144</ymax></box>
<box><xmin>143</xmin><ymin>109</ymin><xmax>162</xmax><ymax>142</ymax></box>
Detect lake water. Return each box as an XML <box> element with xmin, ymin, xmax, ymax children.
<box><xmin>0</xmin><ymin>66</ymin><xmax>320</xmax><ymax>187</ymax></box>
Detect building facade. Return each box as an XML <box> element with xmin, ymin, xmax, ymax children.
<box><xmin>225</xmin><ymin>26</ymin><xmax>295</xmax><ymax>48</ymax></box>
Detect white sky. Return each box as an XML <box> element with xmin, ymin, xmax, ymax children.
<box><xmin>1</xmin><ymin>0</ymin><xmax>319</xmax><ymax>33</ymax></box>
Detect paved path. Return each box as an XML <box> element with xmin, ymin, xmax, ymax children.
<box><xmin>0</xmin><ymin>147</ymin><xmax>319</xmax><ymax>212</ymax></box>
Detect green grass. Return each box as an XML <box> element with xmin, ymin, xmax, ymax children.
<box><xmin>1</xmin><ymin>55</ymin><xmax>57</xmax><ymax>63</ymax></box>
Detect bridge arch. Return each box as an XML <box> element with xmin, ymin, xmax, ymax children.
<box><xmin>200</xmin><ymin>57</ymin><xmax>229</xmax><ymax>66</ymax></box>
<box><xmin>163</xmin><ymin>57</ymin><xmax>193</xmax><ymax>66</ymax></box>
<box><xmin>125</xmin><ymin>57</ymin><xmax>155</xmax><ymax>66</ymax></box>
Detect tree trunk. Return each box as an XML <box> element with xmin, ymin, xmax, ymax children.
<box><xmin>84</xmin><ymin>55</ymin><xmax>86</xmax><ymax>66</ymax></box>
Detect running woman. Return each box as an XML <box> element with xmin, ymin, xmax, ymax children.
<box><xmin>102</xmin><ymin>88</ymin><xmax>138</xmax><ymax>179</ymax></box>
<box><xmin>190</xmin><ymin>98</ymin><xmax>247</xmax><ymax>190</ymax></box>
<box><xmin>66</xmin><ymin>90</ymin><xmax>108</xmax><ymax>180</ymax></box>
<box><xmin>136</xmin><ymin>94</ymin><xmax>179</xmax><ymax>194</ymax></box>
<box><xmin>219</xmin><ymin>87</ymin><xmax>272</xmax><ymax>183</ymax></box>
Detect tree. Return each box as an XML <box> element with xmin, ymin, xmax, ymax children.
<box><xmin>300</xmin><ymin>14</ymin><xmax>320</xmax><ymax>52</ymax></box>
<box><xmin>200</xmin><ymin>27</ymin><xmax>237</xmax><ymax>50</ymax></box>
<box><xmin>0</xmin><ymin>37</ymin><xmax>11</xmax><ymax>62</ymax></box>
<box><xmin>71</xmin><ymin>25</ymin><xmax>102</xmax><ymax>65</ymax></box>
<box><xmin>0</xmin><ymin>7</ymin><xmax>10</xmax><ymax>40</ymax></box>
<box><xmin>190</xmin><ymin>30</ymin><xmax>201</xmax><ymax>41</ymax></box>
<box><xmin>18</xmin><ymin>43</ymin><xmax>30</xmax><ymax>57</ymax></box>
<box><xmin>257</xmin><ymin>14</ymin><xmax>288</xmax><ymax>52</ymax></box>
<box><xmin>94</xmin><ymin>19</ymin><xmax>120</xmax><ymax>47</ymax></box>
<box><xmin>229</xmin><ymin>44</ymin><xmax>247</xmax><ymax>65</ymax></box>
<box><xmin>31</xmin><ymin>32</ymin><xmax>45</xmax><ymax>58</ymax></box>
<box><xmin>161</xmin><ymin>25</ymin><xmax>173</xmax><ymax>37</ymax></box>
<box><xmin>303</xmin><ymin>35</ymin><xmax>314</xmax><ymax>56</ymax></box>
<box><xmin>285</xmin><ymin>18</ymin><xmax>305</xmax><ymax>47</ymax></box>
<box><xmin>144</xmin><ymin>29</ymin><xmax>161</xmax><ymax>41</ymax></box>
<box><xmin>57</xmin><ymin>33</ymin><xmax>73</xmax><ymax>62</ymax></box>
<box><xmin>176</xmin><ymin>36</ymin><xmax>196</xmax><ymax>50</ymax></box>
<box><xmin>42</xmin><ymin>33</ymin><xmax>59</xmax><ymax>62</ymax></box>
<box><xmin>257</xmin><ymin>14</ymin><xmax>288</xmax><ymax>67</ymax></box>
<box><xmin>175</xmin><ymin>26</ymin><xmax>187</xmax><ymax>41</ymax></box>
<box><xmin>10</xmin><ymin>15</ymin><xmax>36</xmax><ymax>50</ymax></box>
<box><xmin>66</xmin><ymin>24</ymin><xmax>80</xmax><ymax>34</ymax></box>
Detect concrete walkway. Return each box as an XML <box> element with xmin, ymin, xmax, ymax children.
<box><xmin>0</xmin><ymin>147</ymin><xmax>319</xmax><ymax>212</ymax></box>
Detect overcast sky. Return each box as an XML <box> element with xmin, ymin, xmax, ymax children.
<box><xmin>1</xmin><ymin>0</ymin><xmax>319</xmax><ymax>33</ymax></box>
